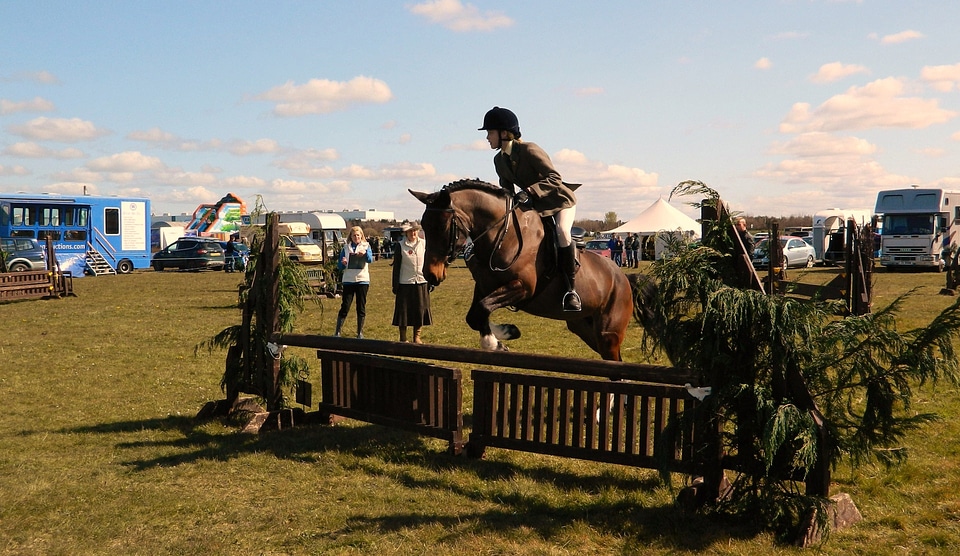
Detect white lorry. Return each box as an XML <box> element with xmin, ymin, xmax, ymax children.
<box><xmin>875</xmin><ymin>187</ymin><xmax>960</xmax><ymax>270</ymax></box>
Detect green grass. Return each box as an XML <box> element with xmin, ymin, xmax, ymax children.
<box><xmin>1</xmin><ymin>261</ymin><xmax>959</xmax><ymax>554</ymax></box>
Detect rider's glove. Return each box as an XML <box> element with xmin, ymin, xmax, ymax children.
<box><xmin>514</xmin><ymin>190</ymin><xmax>532</xmax><ymax>208</ymax></box>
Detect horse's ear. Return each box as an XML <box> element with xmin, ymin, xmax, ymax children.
<box><xmin>409</xmin><ymin>189</ymin><xmax>432</xmax><ymax>205</ymax></box>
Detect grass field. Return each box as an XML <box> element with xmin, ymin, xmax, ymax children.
<box><xmin>1</xmin><ymin>259</ymin><xmax>959</xmax><ymax>555</ymax></box>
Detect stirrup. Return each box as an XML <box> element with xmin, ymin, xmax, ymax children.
<box><xmin>562</xmin><ymin>290</ymin><xmax>582</xmax><ymax>312</ymax></box>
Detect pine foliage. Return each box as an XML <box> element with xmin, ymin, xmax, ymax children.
<box><xmin>636</xmin><ymin>181</ymin><xmax>960</xmax><ymax>540</ymax></box>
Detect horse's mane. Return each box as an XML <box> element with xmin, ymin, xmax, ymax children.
<box><xmin>443</xmin><ymin>178</ymin><xmax>508</xmax><ymax>199</ymax></box>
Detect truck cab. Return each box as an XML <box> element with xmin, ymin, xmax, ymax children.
<box><xmin>876</xmin><ymin>188</ymin><xmax>960</xmax><ymax>270</ymax></box>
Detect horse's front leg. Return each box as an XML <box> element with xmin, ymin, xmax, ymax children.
<box><xmin>466</xmin><ymin>280</ymin><xmax>527</xmax><ymax>350</ymax></box>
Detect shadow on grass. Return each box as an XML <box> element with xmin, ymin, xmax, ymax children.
<box><xmin>59</xmin><ymin>414</ymin><xmax>762</xmax><ymax>551</ymax></box>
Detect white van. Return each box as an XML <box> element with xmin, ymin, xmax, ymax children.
<box><xmin>277</xmin><ymin>222</ymin><xmax>325</xmax><ymax>264</ymax></box>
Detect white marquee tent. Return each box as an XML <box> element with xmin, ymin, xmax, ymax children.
<box><xmin>603</xmin><ymin>197</ymin><xmax>701</xmax><ymax>260</ymax></box>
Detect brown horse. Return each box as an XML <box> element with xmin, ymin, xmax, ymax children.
<box><xmin>410</xmin><ymin>179</ymin><xmax>635</xmax><ymax>361</ymax></box>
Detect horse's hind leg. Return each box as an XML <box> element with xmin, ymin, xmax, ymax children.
<box><xmin>565</xmin><ymin>316</ymin><xmax>622</xmax><ymax>361</ymax></box>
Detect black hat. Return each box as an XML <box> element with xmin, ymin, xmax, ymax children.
<box><xmin>478</xmin><ymin>106</ymin><xmax>521</xmax><ymax>138</ymax></box>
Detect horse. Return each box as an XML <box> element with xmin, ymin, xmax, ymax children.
<box><xmin>410</xmin><ymin>178</ymin><xmax>636</xmax><ymax>361</ymax></box>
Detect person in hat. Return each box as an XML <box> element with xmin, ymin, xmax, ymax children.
<box><xmin>478</xmin><ymin>106</ymin><xmax>581</xmax><ymax>311</ymax></box>
<box><xmin>391</xmin><ymin>222</ymin><xmax>433</xmax><ymax>343</ymax></box>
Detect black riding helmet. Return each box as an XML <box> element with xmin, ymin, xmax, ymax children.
<box><xmin>478</xmin><ymin>106</ymin><xmax>521</xmax><ymax>138</ymax></box>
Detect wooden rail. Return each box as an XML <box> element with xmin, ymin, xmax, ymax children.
<box><xmin>315</xmin><ymin>348</ymin><xmax>463</xmax><ymax>454</ymax></box>
<box><xmin>0</xmin><ymin>270</ymin><xmax>73</xmax><ymax>302</ymax></box>
<box><xmin>468</xmin><ymin>369</ymin><xmax>701</xmax><ymax>472</ymax></box>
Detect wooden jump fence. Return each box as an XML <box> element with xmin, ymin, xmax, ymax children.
<box><xmin>278</xmin><ymin>335</ymin><xmax>730</xmax><ymax>501</ymax></box>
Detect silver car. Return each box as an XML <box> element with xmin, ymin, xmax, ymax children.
<box><xmin>752</xmin><ymin>236</ymin><xmax>816</xmax><ymax>269</ymax></box>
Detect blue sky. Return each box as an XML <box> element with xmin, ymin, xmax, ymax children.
<box><xmin>3</xmin><ymin>0</ymin><xmax>960</xmax><ymax>222</ymax></box>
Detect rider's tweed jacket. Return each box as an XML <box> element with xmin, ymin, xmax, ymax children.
<box><xmin>494</xmin><ymin>141</ymin><xmax>576</xmax><ymax>217</ymax></box>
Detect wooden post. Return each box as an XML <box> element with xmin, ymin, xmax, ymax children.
<box><xmin>258</xmin><ymin>214</ymin><xmax>282</xmax><ymax>411</ymax></box>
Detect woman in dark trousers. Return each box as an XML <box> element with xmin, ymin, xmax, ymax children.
<box><xmin>334</xmin><ymin>226</ymin><xmax>373</xmax><ymax>338</ymax></box>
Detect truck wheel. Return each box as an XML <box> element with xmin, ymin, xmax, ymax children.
<box><xmin>9</xmin><ymin>262</ymin><xmax>29</xmax><ymax>272</ymax></box>
<box><xmin>116</xmin><ymin>259</ymin><xmax>134</xmax><ymax>274</ymax></box>
<box><xmin>152</xmin><ymin>262</ymin><xmax>164</xmax><ymax>271</ymax></box>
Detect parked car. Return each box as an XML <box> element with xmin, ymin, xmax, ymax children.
<box><xmin>219</xmin><ymin>241</ymin><xmax>250</xmax><ymax>272</ymax></box>
<box><xmin>752</xmin><ymin>236</ymin><xmax>816</xmax><ymax>269</ymax></box>
<box><xmin>584</xmin><ymin>239</ymin><xmax>611</xmax><ymax>259</ymax></box>
<box><xmin>151</xmin><ymin>238</ymin><xmax>225</xmax><ymax>271</ymax></box>
<box><xmin>0</xmin><ymin>237</ymin><xmax>46</xmax><ymax>272</ymax></box>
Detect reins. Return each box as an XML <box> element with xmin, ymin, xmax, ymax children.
<box><xmin>425</xmin><ymin>191</ymin><xmax>524</xmax><ymax>271</ymax></box>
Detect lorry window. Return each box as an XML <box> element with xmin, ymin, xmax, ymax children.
<box><xmin>104</xmin><ymin>208</ymin><xmax>120</xmax><ymax>235</ymax></box>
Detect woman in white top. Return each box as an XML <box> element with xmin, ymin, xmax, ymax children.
<box><xmin>335</xmin><ymin>226</ymin><xmax>373</xmax><ymax>338</ymax></box>
<box><xmin>391</xmin><ymin>222</ymin><xmax>433</xmax><ymax>343</ymax></box>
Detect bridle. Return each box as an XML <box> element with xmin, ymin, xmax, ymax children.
<box><xmin>424</xmin><ymin>191</ymin><xmax>524</xmax><ymax>271</ymax></box>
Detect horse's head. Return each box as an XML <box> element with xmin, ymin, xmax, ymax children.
<box><xmin>410</xmin><ymin>187</ymin><xmax>460</xmax><ymax>286</ymax></box>
<box><xmin>411</xmin><ymin>180</ymin><xmax>512</xmax><ymax>286</ymax></box>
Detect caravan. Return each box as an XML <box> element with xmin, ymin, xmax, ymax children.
<box><xmin>812</xmin><ymin>208</ymin><xmax>873</xmax><ymax>265</ymax></box>
<box><xmin>875</xmin><ymin>187</ymin><xmax>960</xmax><ymax>270</ymax></box>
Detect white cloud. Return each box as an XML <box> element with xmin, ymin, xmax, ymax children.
<box><xmin>3</xmin><ymin>142</ymin><xmax>84</xmax><ymax>159</ymax></box>
<box><xmin>756</xmin><ymin>132</ymin><xmax>912</xmax><ymax>193</ymax></box>
<box><xmin>42</xmin><ymin>182</ymin><xmax>98</xmax><ymax>196</ymax></box>
<box><xmin>878</xmin><ymin>29</ymin><xmax>924</xmax><ymax>44</ymax></box>
<box><xmin>443</xmin><ymin>139</ymin><xmax>489</xmax><ymax>151</ymax></box>
<box><xmin>553</xmin><ymin>148</ymin><xmax>659</xmax><ymax>190</ymax></box>
<box><xmin>254</xmin><ymin>76</ymin><xmax>393</xmax><ymax>117</ymax></box>
<box><xmin>767</xmin><ymin>132</ymin><xmax>876</xmax><ymax>158</ymax></box>
<box><xmin>809</xmin><ymin>62</ymin><xmax>869</xmax><ymax>83</ymax></box>
<box><xmin>153</xmin><ymin>169</ymin><xmax>219</xmax><ymax>187</ymax></box>
<box><xmin>0</xmin><ymin>164</ymin><xmax>30</xmax><ymax>176</ymax></box>
<box><xmin>779</xmin><ymin>77</ymin><xmax>956</xmax><ymax>133</ymax></box>
<box><xmin>127</xmin><ymin>127</ymin><xmax>223</xmax><ymax>152</ymax></box>
<box><xmin>86</xmin><ymin>151</ymin><xmax>164</xmax><ymax>172</ymax></box>
<box><xmin>227</xmin><ymin>138</ymin><xmax>281</xmax><ymax>156</ymax></box>
<box><xmin>755</xmin><ymin>57</ymin><xmax>773</xmax><ymax>70</ymax></box>
<box><xmin>0</xmin><ymin>97</ymin><xmax>55</xmax><ymax>115</ymax></box>
<box><xmin>0</xmin><ymin>70</ymin><xmax>60</xmax><ymax>85</ymax></box>
<box><xmin>127</xmin><ymin>127</ymin><xmax>177</xmax><ymax>143</ymax></box>
<box><xmin>914</xmin><ymin>147</ymin><xmax>946</xmax><ymax>158</ymax></box>
<box><xmin>222</xmin><ymin>175</ymin><xmax>268</xmax><ymax>190</ymax></box>
<box><xmin>268</xmin><ymin>178</ymin><xmax>329</xmax><ymax>194</ymax></box>
<box><xmin>407</xmin><ymin>0</ymin><xmax>514</xmax><ymax>32</ymax></box>
<box><xmin>398</xmin><ymin>133</ymin><xmax>412</xmax><ymax>144</ymax></box>
<box><xmin>7</xmin><ymin>117</ymin><xmax>109</xmax><ymax>142</ymax></box>
<box><xmin>921</xmin><ymin>63</ymin><xmax>960</xmax><ymax>92</ymax></box>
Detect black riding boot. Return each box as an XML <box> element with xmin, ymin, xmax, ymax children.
<box><xmin>561</xmin><ymin>245</ymin><xmax>582</xmax><ymax>312</ymax></box>
<box><xmin>334</xmin><ymin>316</ymin><xmax>345</xmax><ymax>337</ymax></box>
<box><xmin>356</xmin><ymin>316</ymin><xmax>365</xmax><ymax>339</ymax></box>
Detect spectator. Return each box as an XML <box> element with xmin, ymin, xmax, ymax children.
<box><xmin>334</xmin><ymin>226</ymin><xmax>374</xmax><ymax>338</ymax></box>
<box><xmin>391</xmin><ymin>223</ymin><xmax>432</xmax><ymax>343</ymax></box>
<box><xmin>736</xmin><ymin>217</ymin><xmax>754</xmax><ymax>255</ymax></box>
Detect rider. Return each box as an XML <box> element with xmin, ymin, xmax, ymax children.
<box><xmin>479</xmin><ymin>106</ymin><xmax>581</xmax><ymax>312</ymax></box>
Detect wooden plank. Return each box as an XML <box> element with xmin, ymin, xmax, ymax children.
<box><xmin>285</xmin><ymin>334</ymin><xmax>701</xmax><ymax>385</ymax></box>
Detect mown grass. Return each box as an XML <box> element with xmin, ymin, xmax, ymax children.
<box><xmin>1</xmin><ymin>260</ymin><xmax>959</xmax><ymax>554</ymax></box>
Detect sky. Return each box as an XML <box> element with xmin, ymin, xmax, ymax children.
<box><xmin>3</xmin><ymin>1</ymin><xmax>960</xmax><ymax>223</ymax></box>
